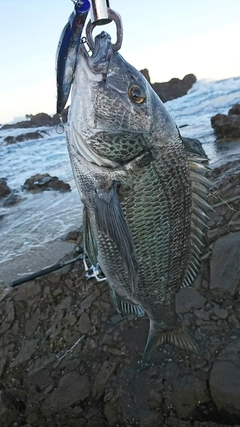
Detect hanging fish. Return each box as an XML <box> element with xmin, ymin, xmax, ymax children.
<box><xmin>56</xmin><ymin>0</ymin><xmax>90</xmax><ymax>114</ymax></box>
<box><xmin>66</xmin><ymin>30</ymin><xmax>212</xmax><ymax>366</ymax></box>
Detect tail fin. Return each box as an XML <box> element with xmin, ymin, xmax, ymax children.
<box><xmin>141</xmin><ymin>320</ymin><xmax>198</xmax><ymax>366</ymax></box>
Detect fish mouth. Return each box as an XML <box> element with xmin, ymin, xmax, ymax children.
<box><xmin>85</xmin><ymin>31</ymin><xmax>112</xmax><ymax>77</ymax></box>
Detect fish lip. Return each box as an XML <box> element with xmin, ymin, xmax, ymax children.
<box><xmin>85</xmin><ymin>31</ymin><xmax>112</xmax><ymax>75</ymax></box>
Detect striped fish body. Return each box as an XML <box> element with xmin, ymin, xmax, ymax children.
<box><xmin>66</xmin><ymin>31</ymin><xmax>211</xmax><ymax>364</ymax></box>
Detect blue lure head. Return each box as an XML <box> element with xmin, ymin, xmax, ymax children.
<box><xmin>74</xmin><ymin>0</ymin><xmax>90</xmax><ymax>14</ymax></box>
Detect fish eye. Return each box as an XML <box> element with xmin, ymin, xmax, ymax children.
<box><xmin>128</xmin><ymin>85</ymin><xmax>146</xmax><ymax>104</ymax></box>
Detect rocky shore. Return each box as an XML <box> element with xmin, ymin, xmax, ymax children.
<box><xmin>0</xmin><ymin>154</ymin><xmax>240</xmax><ymax>427</ymax></box>
<box><xmin>211</xmin><ymin>104</ymin><xmax>240</xmax><ymax>140</ymax></box>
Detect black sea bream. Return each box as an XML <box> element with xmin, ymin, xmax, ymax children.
<box><xmin>66</xmin><ymin>31</ymin><xmax>211</xmax><ymax>365</ymax></box>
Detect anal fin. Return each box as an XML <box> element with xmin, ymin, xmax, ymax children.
<box><xmin>110</xmin><ymin>289</ymin><xmax>145</xmax><ymax>317</ymax></box>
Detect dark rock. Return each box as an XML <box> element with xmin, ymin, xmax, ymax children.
<box><xmin>209</xmin><ymin>339</ymin><xmax>240</xmax><ymax>416</ymax></box>
<box><xmin>211</xmin><ymin>104</ymin><xmax>240</xmax><ymax>140</ymax></box>
<box><xmin>176</xmin><ymin>288</ymin><xmax>206</xmax><ymax>313</ymax></box>
<box><xmin>152</xmin><ymin>73</ymin><xmax>197</xmax><ymax>103</ymax></box>
<box><xmin>229</xmin><ymin>104</ymin><xmax>240</xmax><ymax>115</ymax></box>
<box><xmin>181</xmin><ymin>136</ymin><xmax>208</xmax><ymax>159</ymax></box>
<box><xmin>170</xmin><ymin>375</ymin><xmax>210</xmax><ymax>418</ymax></box>
<box><xmin>76</xmin><ymin>312</ymin><xmax>91</xmax><ymax>333</ymax></box>
<box><xmin>194</xmin><ymin>309</ymin><xmax>210</xmax><ymax>321</ymax></box>
<box><xmin>210</xmin><ymin>232</ymin><xmax>240</xmax><ymax>296</ymax></box>
<box><xmin>4</xmin><ymin>131</ymin><xmax>43</xmax><ymax>144</ymax></box>
<box><xmin>139</xmin><ymin>410</ymin><xmax>164</xmax><ymax>427</ymax></box>
<box><xmin>42</xmin><ymin>372</ymin><xmax>90</xmax><ymax>412</ymax></box>
<box><xmin>80</xmin><ymin>289</ymin><xmax>100</xmax><ymax>310</ymax></box>
<box><xmin>0</xmin><ymin>178</ymin><xmax>11</xmax><ymax>198</ymax></box>
<box><xmin>92</xmin><ymin>357</ymin><xmax>119</xmax><ymax>399</ymax></box>
<box><xmin>22</xmin><ymin>173</ymin><xmax>71</xmax><ymax>192</ymax></box>
<box><xmin>11</xmin><ymin>339</ymin><xmax>37</xmax><ymax>367</ymax></box>
<box><xmin>0</xmin><ymin>108</ymin><xmax>69</xmax><ymax>130</ymax></box>
<box><xmin>140</xmin><ymin>69</ymin><xmax>196</xmax><ymax>102</ymax></box>
<box><xmin>140</xmin><ymin>68</ymin><xmax>151</xmax><ymax>83</ymax></box>
<box><xmin>213</xmin><ymin>306</ymin><xmax>228</xmax><ymax>320</ymax></box>
<box><xmin>3</xmin><ymin>191</ymin><xmax>21</xmax><ymax>206</ymax></box>
<box><xmin>104</xmin><ymin>401</ymin><xmax>123</xmax><ymax>426</ymax></box>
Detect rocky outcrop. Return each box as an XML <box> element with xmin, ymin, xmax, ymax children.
<box><xmin>0</xmin><ymin>108</ymin><xmax>69</xmax><ymax>131</ymax></box>
<box><xmin>211</xmin><ymin>103</ymin><xmax>240</xmax><ymax>140</ymax></box>
<box><xmin>140</xmin><ymin>69</ymin><xmax>197</xmax><ymax>102</ymax></box>
<box><xmin>22</xmin><ymin>173</ymin><xmax>71</xmax><ymax>192</ymax></box>
<box><xmin>4</xmin><ymin>131</ymin><xmax>43</xmax><ymax>145</ymax></box>
<box><xmin>0</xmin><ymin>178</ymin><xmax>11</xmax><ymax>199</ymax></box>
<box><xmin>0</xmin><ymin>155</ymin><xmax>240</xmax><ymax>426</ymax></box>
<box><xmin>152</xmin><ymin>74</ymin><xmax>197</xmax><ymax>103</ymax></box>
<box><xmin>181</xmin><ymin>136</ymin><xmax>208</xmax><ymax>159</ymax></box>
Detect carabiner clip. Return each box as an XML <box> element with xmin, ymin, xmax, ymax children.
<box><xmin>89</xmin><ymin>0</ymin><xmax>111</xmax><ymax>25</ymax></box>
<box><xmin>86</xmin><ymin>8</ymin><xmax>123</xmax><ymax>52</ymax></box>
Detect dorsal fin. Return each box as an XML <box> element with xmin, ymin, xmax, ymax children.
<box><xmin>182</xmin><ymin>155</ymin><xmax>213</xmax><ymax>288</ymax></box>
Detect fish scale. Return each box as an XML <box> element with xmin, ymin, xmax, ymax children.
<box><xmin>121</xmin><ymin>153</ymin><xmax>191</xmax><ymax>308</ymax></box>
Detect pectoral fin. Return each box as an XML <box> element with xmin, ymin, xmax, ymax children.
<box><xmin>83</xmin><ymin>207</ymin><xmax>98</xmax><ymax>266</ymax></box>
<box><xmin>95</xmin><ymin>181</ymin><xmax>138</xmax><ymax>295</ymax></box>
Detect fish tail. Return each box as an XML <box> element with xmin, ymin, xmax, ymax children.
<box><xmin>141</xmin><ymin>319</ymin><xmax>198</xmax><ymax>366</ymax></box>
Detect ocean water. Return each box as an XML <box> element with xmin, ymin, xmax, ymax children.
<box><xmin>0</xmin><ymin>76</ymin><xmax>240</xmax><ymax>264</ymax></box>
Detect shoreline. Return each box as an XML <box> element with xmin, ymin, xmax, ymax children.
<box><xmin>0</xmin><ymin>239</ymin><xmax>75</xmax><ymax>288</ymax></box>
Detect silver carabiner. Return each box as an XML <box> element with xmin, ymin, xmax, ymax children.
<box><xmin>89</xmin><ymin>0</ymin><xmax>111</xmax><ymax>25</ymax></box>
<box><xmin>85</xmin><ymin>8</ymin><xmax>123</xmax><ymax>52</ymax></box>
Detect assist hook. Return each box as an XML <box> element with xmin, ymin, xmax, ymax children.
<box><xmin>86</xmin><ymin>0</ymin><xmax>123</xmax><ymax>52</ymax></box>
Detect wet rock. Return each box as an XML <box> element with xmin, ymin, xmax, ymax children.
<box><xmin>209</xmin><ymin>339</ymin><xmax>240</xmax><ymax>416</ymax></box>
<box><xmin>176</xmin><ymin>288</ymin><xmax>207</xmax><ymax>313</ymax></box>
<box><xmin>0</xmin><ymin>301</ymin><xmax>15</xmax><ymax>334</ymax></box>
<box><xmin>139</xmin><ymin>409</ymin><xmax>164</xmax><ymax>427</ymax></box>
<box><xmin>76</xmin><ymin>312</ymin><xmax>91</xmax><ymax>333</ymax></box>
<box><xmin>80</xmin><ymin>289</ymin><xmax>100</xmax><ymax>310</ymax></box>
<box><xmin>0</xmin><ymin>388</ymin><xmax>24</xmax><ymax>426</ymax></box>
<box><xmin>213</xmin><ymin>306</ymin><xmax>228</xmax><ymax>319</ymax></box>
<box><xmin>194</xmin><ymin>309</ymin><xmax>210</xmax><ymax>321</ymax></box>
<box><xmin>170</xmin><ymin>375</ymin><xmax>210</xmax><ymax>418</ymax></box>
<box><xmin>11</xmin><ymin>339</ymin><xmax>37</xmax><ymax>367</ymax></box>
<box><xmin>211</xmin><ymin>104</ymin><xmax>240</xmax><ymax>140</ymax></box>
<box><xmin>22</xmin><ymin>173</ymin><xmax>71</xmax><ymax>192</ymax></box>
<box><xmin>182</xmin><ymin>136</ymin><xmax>208</xmax><ymax>159</ymax></box>
<box><xmin>3</xmin><ymin>191</ymin><xmax>21</xmax><ymax>206</ymax></box>
<box><xmin>210</xmin><ymin>232</ymin><xmax>240</xmax><ymax>296</ymax></box>
<box><xmin>13</xmin><ymin>281</ymin><xmax>41</xmax><ymax>301</ymax></box>
<box><xmin>42</xmin><ymin>372</ymin><xmax>90</xmax><ymax>412</ymax></box>
<box><xmin>166</xmin><ymin>418</ymin><xmax>191</xmax><ymax>427</ymax></box>
<box><xmin>4</xmin><ymin>131</ymin><xmax>43</xmax><ymax>144</ymax></box>
<box><xmin>104</xmin><ymin>401</ymin><xmax>123</xmax><ymax>426</ymax></box>
<box><xmin>229</xmin><ymin>104</ymin><xmax>240</xmax><ymax>116</ymax></box>
<box><xmin>92</xmin><ymin>357</ymin><xmax>119</xmax><ymax>399</ymax></box>
<box><xmin>0</xmin><ymin>178</ymin><xmax>11</xmax><ymax>199</ymax></box>
<box><xmin>1</xmin><ymin>109</ymin><xmax>69</xmax><ymax>130</ymax></box>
